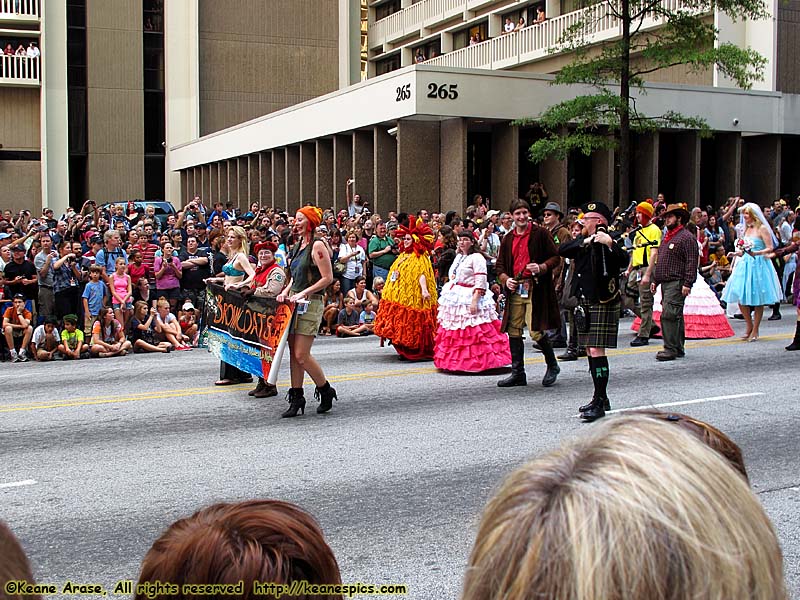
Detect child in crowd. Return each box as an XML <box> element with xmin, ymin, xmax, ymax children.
<box><xmin>358</xmin><ymin>300</ymin><xmax>376</xmax><ymax>335</ymax></box>
<box><xmin>58</xmin><ymin>314</ymin><xmax>89</xmax><ymax>359</ymax></box>
<box><xmin>110</xmin><ymin>256</ymin><xmax>133</xmax><ymax>332</ymax></box>
<box><xmin>335</xmin><ymin>297</ymin><xmax>361</xmax><ymax>337</ymax></box>
<box><xmin>155</xmin><ymin>297</ymin><xmax>190</xmax><ymax>350</ymax></box>
<box><xmin>82</xmin><ymin>265</ymin><xmax>108</xmax><ymax>335</ymax></box>
<box><xmin>3</xmin><ymin>293</ymin><xmax>33</xmax><ymax>362</ymax></box>
<box><xmin>178</xmin><ymin>300</ymin><xmax>199</xmax><ymax>346</ymax></box>
<box><xmin>31</xmin><ymin>316</ymin><xmax>60</xmax><ymax>361</ymax></box>
<box><xmin>90</xmin><ymin>306</ymin><xmax>132</xmax><ymax>358</ymax></box>
<box><xmin>130</xmin><ymin>301</ymin><xmax>171</xmax><ymax>353</ymax></box>
<box><xmin>128</xmin><ymin>249</ymin><xmax>148</xmax><ymax>301</ymax></box>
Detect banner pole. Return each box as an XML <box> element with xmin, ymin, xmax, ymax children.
<box><xmin>266</xmin><ymin>303</ymin><xmax>294</xmax><ymax>385</ymax></box>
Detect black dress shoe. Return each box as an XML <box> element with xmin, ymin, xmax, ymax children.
<box><xmin>542</xmin><ymin>364</ymin><xmax>560</xmax><ymax>387</ymax></box>
<box><xmin>656</xmin><ymin>350</ymin><xmax>677</xmax><ymax>361</ymax></box>
<box><xmin>649</xmin><ymin>325</ymin><xmax>660</xmax><ymax>338</ymax></box>
<box><xmin>497</xmin><ymin>372</ymin><xmax>527</xmax><ymax>387</ymax></box>
<box><xmin>733</xmin><ymin>313</ymin><xmax>744</xmax><ymax>320</ymax></box>
<box><xmin>558</xmin><ymin>351</ymin><xmax>578</xmax><ymax>361</ymax></box>
<box><xmin>580</xmin><ymin>404</ymin><xmax>606</xmax><ymax>422</ymax></box>
<box><xmin>549</xmin><ymin>339</ymin><xmax>567</xmax><ymax>349</ymax></box>
<box><xmin>630</xmin><ymin>336</ymin><xmax>649</xmax><ymax>347</ymax></box>
<box><xmin>579</xmin><ymin>396</ymin><xmax>610</xmax><ymax>412</ymax></box>
<box><xmin>768</xmin><ymin>313</ymin><xmax>782</xmax><ymax>321</ymax></box>
<box><xmin>676</xmin><ymin>350</ymin><xmax>685</xmax><ymax>358</ymax></box>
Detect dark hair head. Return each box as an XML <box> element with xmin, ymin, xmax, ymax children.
<box><xmin>354</xmin><ymin>276</ymin><xmax>366</xmax><ymax>285</ymax></box>
<box><xmin>63</xmin><ymin>314</ymin><xmax>78</xmax><ymax>325</ymax></box>
<box><xmin>44</xmin><ymin>316</ymin><xmax>58</xmax><ymax>326</ymax></box>
<box><xmin>509</xmin><ymin>199</ymin><xmax>532</xmax><ymax>214</ymax></box>
<box><xmin>135</xmin><ymin>500</ymin><xmax>341</xmax><ymax>599</ymax></box>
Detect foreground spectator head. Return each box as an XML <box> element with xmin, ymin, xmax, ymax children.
<box><xmin>462</xmin><ymin>414</ymin><xmax>786</xmax><ymax>600</ymax></box>
<box><xmin>0</xmin><ymin>520</ymin><xmax>41</xmax><ymax>600</ymax></box>
<box><xmin>135</xmin><ymin>500</ymin><xmax>342</xmax><ymax>600</ymax></box>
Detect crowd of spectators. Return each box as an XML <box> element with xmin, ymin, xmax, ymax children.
<box><xmin>1</xmin><ymin>40</ymin><xmax>39</xmax><ymax>58</ymax></box>
<box><xmin>2</xmin><ymin>182</ymin><xmax>797</xmax><ymax>362</ymax></box>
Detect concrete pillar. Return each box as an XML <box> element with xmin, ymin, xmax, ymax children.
<box><xmin>300</xmin><ymin>142</ymin><xmax>317</xmax><ymax>205</ymax></box>
<box><xmin>272</xmin><ymin>149</ymin><xmax>287</xmax><ymax>211</ymax></box>
<box><xmin>202</xmin><ymin>164</ymin><xmax>211</xmax><ymax>204</ymax></box>
<box><xmin>540</xmin><ymin>155</ymin><xmax>568</xmax><ymax>209</ymax></box>
<box><xmin>209</xmin><ymin>163</ymin><xmax>219</xmax><ymax>204</ymax></box>
<box><xmin>545</xmin><ymin>0</ymin><xmax>560</xmax><ymax>18</ymax></box>
<box><xmin>441</xmin><ymin>32</ymin><xmax>454</xmax><ymax>53</ymax></box>
<box><xmin>633</xmin><ymin>132</ymin><xmax>659</xmax><ymax>203</ymax></box>
<box><xmin>353</xmin><ymin>130</ymin><xmax>375</xmax><ymax>208</ymax></box>
<box><xmin>338</xmin><ymin>0</ymin><xmax>361</xmax><ymax>88</ymax></box>
<box><xmin>333</xmin><ymin>134</ymin><xmax>353</xmax><ymax>212</ymax></box>
<box><xmin>259</xmin><ymin>152</ymin><xmax>272</xmax><ymax>208</ymax></box>
<box><xmin>400</xmin><ymin>46</ymin><xmax>413</xmax><ymax>67</ymax></box>
<box><xmin>286</xmin><ymin>146</ymin><xmax>301</xmax><ymax>213</ymax></box>
<box><xmin>742</xmin><ymin>135</ymin><xmax>781</xmax><ymax>203</ymax></box>
<box><xmin>317</xmin><ymin>139</ymin><xmax>334</xmax><ymax>210</ymax></box>
<box><xmin>491</xmin><ymin>123</ymin><xmax>519</xmax><ymax>206</ymax></box>
<box><xmin>236</xmin><ymin>157</ymin><xmax>247</xmax><ymax>207</ymax></box>
<box><xmin>715</xmin><ymin>132</ymin><xmax>741</xmax><ymax>199</ymax></box>
<box><xmin>675</xmin><ymin>132</ymin><xmax>701</xmax><ymax>207</ymax></box>
<box><xmin>248</xmin><ymin>155</ymin><xmax>259</xmax><ymax>206</ymax></box>
<box><xmin>397</xmin><ymin>120</ymin><xmax>441</xmax><ymax>215</ymax></box>
<box><xmin>225</xmin><ymin>160</ymin><xmax>235</xmax><ymax>206</ymax></box>
<box><xmin>440</xmin><ymin>118</ymin><xmax>468</xmax><ymax>216</ymax></box>
<box><xmin>591</xmin><ymin>147</ymin><xmax>615</xmax><ymax>206</ymax></box>
<box><xmin>40</xmin><ymin>0</ymin><xmax>69</xmax><ymax>215</ymax></box>
<box><xmin>374</xmin><ymin>125</ymin><xmax>398</xmax><ymax>215</ymax></box>
<box><xmin>488</xmin><ymin>14</ymin><xmax>503</xmax><ymax>39</ymax></box>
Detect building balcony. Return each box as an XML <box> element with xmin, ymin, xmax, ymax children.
<box><xmin>0</xmin><ymin>54</ymin><xmax>40</xmax><ymax>86</ymax></box>
<box><xmin>370</xmin><ymin>0</ymin><xmax>501</xmax><ymax>49</ymax></box>
<box><xmin>0</xmin><ymin>0</ymin><xmax>40</xmax><ymax>22</ymax></box>
<box><xmin>425</xmin><ymin>0</ymin><xmax>701</xmax><ymax>71</ymax></box>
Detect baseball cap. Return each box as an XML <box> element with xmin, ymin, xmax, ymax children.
<box><xmin>13</xmin><ymin>293</ymin><xmax>25</xmax><ymax>300</ymax></box>
<box><xmin>0</xmin><ymin>232</ymin><xmax>10</xmax><ymax>240</ymax></box>
<box><xmin>90</xmin><ymin>235</ymin><xmax>102</xmax><ymax>245</ymax></box>
<box><xmin>486</xmin><ymin>210</ymin><xmax>500</xmax><ymax>218</ymax></box>
<box><xmin>182</xmin><ymin>301</ymin><xmax>195</xmax><ymax>311</ymax></box>
<box><xmin>11</xmin><ymin>244</ymin><xmax>25</xmax><ymax>252</ymax></box>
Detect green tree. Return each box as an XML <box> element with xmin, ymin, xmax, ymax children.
<box><xmin>524</xmin><ymin>0</ymin><xmax>769</xmax><ymax>205</ymax></box>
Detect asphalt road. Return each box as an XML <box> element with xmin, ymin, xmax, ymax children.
<box><xmin>1</xmin><ymin>315</ymin><xmax>798</xmax><ymax>599</ymax></box>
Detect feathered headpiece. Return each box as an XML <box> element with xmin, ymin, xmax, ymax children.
<box><xmin>394</xmin><ymin>217</ymin><xmax>434</xmax><ymax>256</ymax></box>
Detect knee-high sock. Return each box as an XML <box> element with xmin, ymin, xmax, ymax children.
<box><xmin>592</xmin><ymin>356</ymin><xmax>609</xmax><ymax>400</ymax></box>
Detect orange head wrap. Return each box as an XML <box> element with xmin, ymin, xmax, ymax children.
<box><xmin>297</xmin><ymin>206</ymin><xmax>323</xmax><ymax>231</ymax></box>
<box><xmin>393</xmin><ymin>217</ymin><xmax>434</xmax><ymax>256</ymax></box>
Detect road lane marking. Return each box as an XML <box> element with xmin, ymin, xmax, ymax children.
<box><xmin>0</xmin><ymin>334</ymin><xmax>790</xmax><ymax>413</ymax></box>
<box><xmin>607</xmin><ymin>392</ymin><xmax>765</xmax><ymax>414</ymax></box>
<box><xmin>0</xmin><ymin>479</ymin><xmax>37</xmax><ymax>489</ymax></box>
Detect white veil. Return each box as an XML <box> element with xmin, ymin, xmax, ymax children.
<box><xmin>740</xmin><ymin>202</ymin><xmax>779</xmax><ymax>247</ymax></box>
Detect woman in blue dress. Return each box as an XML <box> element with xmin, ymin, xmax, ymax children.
<box><xmin>721</xmin><ymin>203</ymin><xmax>782</xmax><ymax>341</ymax></box>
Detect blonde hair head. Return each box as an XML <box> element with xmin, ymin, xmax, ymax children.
<box><xmin>226</xmin><ymin>225</ymin><xmax>249</xmax><ymax>258</ymax></box>
<box><xmin>462</xmin><ymin>414</ymin><xmax>786</xmax><ymax>600</ymax></box>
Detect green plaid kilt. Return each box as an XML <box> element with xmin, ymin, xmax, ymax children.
<box><xmin>578</xmin><ymin>300</ymin><xmax>620</xmax><ymax>349</ymax></box>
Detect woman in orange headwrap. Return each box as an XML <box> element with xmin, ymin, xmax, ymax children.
<box><xmin>374</xmin><ymin>218</ymin><xmax>438</xmax><ymax>360</ymax></box>
<box><xmin>276</xmin><ymin>206</ymin><xmax>337</xmax><ymax>418</ymax></box>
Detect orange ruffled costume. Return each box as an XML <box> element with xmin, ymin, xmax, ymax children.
<box><xmin>374</xmin><ymin>218</ymin><xmax>438</xmax><ymax>360</ymax></box>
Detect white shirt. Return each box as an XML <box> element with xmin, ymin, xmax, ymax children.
<box><xmin>504</xmin><ymin>21</ymin><xmax>515</xmax><ymax>32</ymax></box>
<box><xmin>339</xmin><ymin>243</ymin><xmax>365</xmax><ymax>279</ymax></box>
<box><xmin>26</xmin><ymin>46</ymin><xmax>40</xmax><ymax>58</ymax></box>
<box><xmin>32</xmin><ymin>325</ymin><xmax>60</xmax><ymax>348</ymax></box>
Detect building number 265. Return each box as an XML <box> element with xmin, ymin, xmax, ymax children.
<box><xmin>427</xmin><ymin>83</ymin><xmax>458</xmax><ymax>100</ymax></box>
<box><xmin>395</xmin><ymin>84</ymin><xmax>412</xmax><ymax>101</ymax></box>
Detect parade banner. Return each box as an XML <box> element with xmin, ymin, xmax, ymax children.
<box><xmin>204</xmin><ymin>284</ymin><xmax>294</xmax><ymax>379</ymax></box>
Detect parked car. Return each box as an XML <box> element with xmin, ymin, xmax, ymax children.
<box><xmin>98</xmin><ymin>200</ymin><xmax>176</xmax><ymax>221</ymax></box>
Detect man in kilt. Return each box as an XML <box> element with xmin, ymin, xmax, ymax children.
<box><xmin>558</xmin><ymin>202</ymin><xmax>629</xmax><ymax>421</ymax></box>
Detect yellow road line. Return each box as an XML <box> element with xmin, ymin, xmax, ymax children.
<box><xmin>1</xmin><ymin>333</ymin><xmax>791</xmax><ymax>413</ymax></box>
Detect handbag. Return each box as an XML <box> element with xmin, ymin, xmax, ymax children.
<box><xmin>333</xmin><ymin>261</ymin><xmax>346</xmax><ymax>275</ymax></box>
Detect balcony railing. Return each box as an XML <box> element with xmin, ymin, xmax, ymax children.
<box><xmin>0</xmin><ymin>55</ymin><xmax>40</xmax><ymax>86</ymax></box>
<box><xmin>0</xmin><ymin>0</ymin><xmax>40</xmax><ymax>19</ymax></box>
<box><xmin>425</xmin><ymin>0</ymin><xmax>696</xmax><ymax>70</ymax></box>
<box><xmin>370</xmin><ymin>0</ymin><xmax>497</xmax><ymax>47</ymax></box>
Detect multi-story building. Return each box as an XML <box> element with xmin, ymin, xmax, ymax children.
<box><xmin>3</xmin><ymin>0</ymin><xmax>800</xmax><ymax>217</ymax></box>
<box><xmin>168</xmin><ymin>0</ymin><xmax>800</xmax><ymax>216</ymax></box>
<box><xmin>0</xmin><ymin>0</ymin><xmax>340</xmax><ymax>216</ymax></box>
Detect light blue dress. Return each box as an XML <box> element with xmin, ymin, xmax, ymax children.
<box><xmin>721</xmin><ymin>237</ymin><xmax>782</xmax><ymax>307</ymax></box>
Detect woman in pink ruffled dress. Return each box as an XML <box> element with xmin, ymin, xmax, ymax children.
<box><xmin>434</xmin><ymin>231</ymin><xmax>511</xmax><ymax>372</ymax></box>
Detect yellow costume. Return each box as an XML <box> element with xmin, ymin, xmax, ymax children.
<box><xmin>374</xmin><ymin>219</ymin><xmax>438</xmax><ymax>360</ymax></box>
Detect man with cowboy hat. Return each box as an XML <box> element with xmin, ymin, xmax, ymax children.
<box><xmin>559</xmin><ymin>201</ymin><xmax>629</xmax><ymax>421</ymax></box>
<box><xmin>651</xmin><ymin>203</ymin><xmax>698</xmax><ymax>361</ymax></box>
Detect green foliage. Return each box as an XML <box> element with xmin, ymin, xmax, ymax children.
<box><xmin>524</xmin><ymin>0</ymin><xmax>768</xmax><ymax>168</ymax></box>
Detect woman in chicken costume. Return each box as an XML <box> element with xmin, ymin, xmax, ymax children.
<box><xmin>374</xmin><ymin>218</ymin><xmax>438</xmax><ymax>360</ymax></box>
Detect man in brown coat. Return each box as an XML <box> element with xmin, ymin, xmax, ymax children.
<box><xmin>496</xmin><ymin>199</ymin><xmax>562</xmax><ymax>388</ymax></box>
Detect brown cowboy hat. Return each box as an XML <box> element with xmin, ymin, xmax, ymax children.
<box><xmin>662</xmin><ymin>203</ymin><xmax>690</xmax><ymax>222</ymax></box>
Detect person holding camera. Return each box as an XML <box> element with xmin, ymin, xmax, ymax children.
<box><xmin>153</xmin><ymin>241</ymin><xmax>182</xmax><ymax>314</ymax></box>
<box><xmin>52</xmin><ymin>240</ymin><xmax>83</xmax><ymax>320</ymax></box>
<box><xmin>558</xmin><ymin>202</ymin><xmax>629</xmax><ymax>421</ymax></box>
<box><xmin>33</xmin><ymin>232</ymin><xmax>57</xmax><ymax>321</ymax></box>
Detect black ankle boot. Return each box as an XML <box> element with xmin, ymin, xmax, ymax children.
<box><xmin>786</xmin><ymin>322</ymin><xmax>800</xmax><ymax>351</ymax></box>
<box><xmin>315</xmin><ymin>381</ymin><xmax>337</xmax><ymax>414</ymax></box>
<box><xmin>579</xmin><ymin>396</ymin><xmax>611</xmax><ymax>412</ymax></box>
<box><xmin>768</xmin><ymin>303</ymin><xmax>782</xmax><ymax>320</ymax></box>
<box><xmin>538</xmin><ymin>337</ymin><xmax>560</xmax><ymax>387</ymax></box>
<box><xmin>281</xmin><ymin>388</ymin><xmax>306</xmax><ymax>418</ymax></box>
<box><xmin>248</xmin><ymin>378</ymin><xmax>267</xmax><ymax>397</ymax></box>
<box><xmin>580</xmin><ymin>397</ymin><xmax>607</xmax><ymax>422</ymax></box>
<box><xmin>498</xmin><ymin>337</ymin><xmax>527</xmax><ymax>387</ymax></box>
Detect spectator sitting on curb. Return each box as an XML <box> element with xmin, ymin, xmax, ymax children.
<box><xmin>31</xmin><ymin>316</ymin><xmax>60</xmax><ymax>361</ymax></box>
<box><xmin>335</xmin><ymin>297</ymin><xmax>361</xmax><ymax>337</ymax></box>
<box><xmin>58</xmin><ymin>314</ymin><xmax>89</xmax><ymax>359</ymax></box>
<box><xmin>3</xmin><ymin>293</ymin><xmax>33</xmax><ymax>362</ymax></box>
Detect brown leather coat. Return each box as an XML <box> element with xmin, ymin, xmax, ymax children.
<box><xmin>497</xmin><ymin>225</ymin><xmax>562</xmax><ymax>332</ymax></box>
